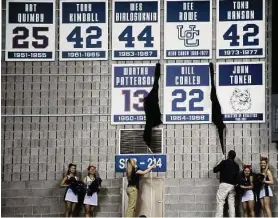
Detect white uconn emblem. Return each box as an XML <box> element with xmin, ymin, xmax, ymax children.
<box><xmin>177</xmin><ymin>25</ymin><xmax>200</xmax><ymax>47</ymax></box>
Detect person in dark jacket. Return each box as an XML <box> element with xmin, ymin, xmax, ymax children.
<box><xmin>213</xmin><ymin>150</ymin><xmax>239</xmax><ymax>217</ymax></box>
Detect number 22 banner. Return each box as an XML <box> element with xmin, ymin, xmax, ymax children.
<box><xmin>216</xmin><ymin>0</ymin><xmax>265</xmax><ymax>58</ymax></box>
<box><xmin>111</xmin><ymin>64</ymin><xmax>156</xmax><ymax>124</ymax></box>
<box><xmin>59</xmin><ymin>0</ymin><xmax>108</xmax><ymax>60</ymax></box>
<box><xmin>112</xmin><ymin>0</ymin><xmax>160</xmax><ymax>60</ymax></box>
<box><xmin>5</xmin><ymin>0</ymin><xmax>55</xmax><ymax>61</ymax></box>
<box><xmin>163</xmin><ymin>63</ymin><xmax>211</xmax><ymax>124</ymax></box>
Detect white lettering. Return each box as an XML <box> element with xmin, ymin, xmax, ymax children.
<box><xmin>229</xmin><ymin>75</ymin><xmax>252</xmax><ymax>84</ymax></box>
<box><xmin>175</xmin><ymin>76</ymin><xmax>201</xmax><ymax>85</ymax></box>
<box><xmin>233</xmin><ymin>1</ymin><xmax>249</xmax><ymax>9</ymax></box>
<box><xmin>227</xmin><ymin>10</ymin><xmax>255</xmax><ymax>20</ymax></box>
<box><xmin>115</xmin><ymin>12</ymin><xmax>157</xmax><ymax>22</ymax></box>
<box><xmin>130</xmin><ymin>3</ymin><xmax>143</xmax><ymax>11</ymax></box>
<box><xmin>25</xmin><ymin>4</ymin><xmax>37</xmax><ymax>12</ymax></box>
<box><xmin>183</xmin><ymin>2</ymin><xmax>194</xmax><ymax>10</ymax></box>
<box><xmin>18</xmin><ymin>13</ymin><xmax>44</xmax><ymax>23</ymax></box>
<box><xmin>69</xmin><ymin>13</ymin><xmax>98</xmax><ymax>22</ymax></box>
<box><xmin>76</xmin><ymin>3</ymin><xmax>92</xmax><ymax>12</ymax></box>
<box><xmin>179</xmin><ymin>12</ymin><xmax>197</xmax><ymax>21</ymax></box>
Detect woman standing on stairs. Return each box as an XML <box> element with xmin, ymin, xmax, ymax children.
<box><xmin>83</xmin><ymin>165</ymin><xmax>102</xmax><ymax>217</ymax></box>
<box><xmin>60</xmin><ymin>163</ymin><xmax>79</xmax><ymax>217</ymax></box>
<box><xmin>125</xmin><ymin>158</ymin><xmax>155</xmax><ymax>217</ymax></box>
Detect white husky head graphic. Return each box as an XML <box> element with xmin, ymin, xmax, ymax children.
<box><xmin>230</xmin><ymin>88</ymin><xmax>251</xmax><ymax>112</ymax></box>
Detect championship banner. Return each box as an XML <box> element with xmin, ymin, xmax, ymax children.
<box><xmin>111</xmin><ymin>64</ymin><xmax>156</xmax><ymax>124</ymax></box>
<box><xmin>164</xmin><ymin>0</ymin><xmax>212</xmax><ymax>59</ymax></box>
<box><xmin>112</xmin><ymin>0</ymin><xmax>160</xmax><ymax>60</ymax></box>
<box><xmin>5</xmin><ymin>0</ymin><xmax>55</xmax><ymax>61</ymax></box>
<box><xmin>163</xmin><ymin>63</ymin><xmax>211</xmax><ymax>124</ymax></box>
<box><xmin>216</xmin><ymin>0</ymin><xmax>265</xmax><ymax>59</ymax></box>
<box><xmin>59</xmin><ymin>0</ymin><xmax>108</xmax><ymax>60</ymax></box>
<box><xmin>216</xmin><ymin>62</ymin><xmax>265</xmax><ymax>123</ymax></box>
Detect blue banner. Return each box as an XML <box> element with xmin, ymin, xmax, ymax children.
<box><xmin>5</xmin><ymin>0</ymin><xmax>55</xmax><ymax>61</ymax></box>
<box><xmin>219</xmin><ymin>0</ymin><xmax>263</xmax><ymax>21</ymax></box>
<box><xmin>59</xmin><ymin>0</ymin><xmax>108</xmax><ymax>61</ymax></box>
<box><xmin>111</xmin><ymin>64</ymin><xmax>155</xmax><ymax>124</ymax></box>
<box><xmin>218</xmin><ymin>63</ymin><xmax>263</xmax><ymax>86</ymax></box>
<box><xmin>114</xmin><ymin>65</ymin><xmax>155</xmax><ymax>88</ymax></box>
<box><xmin>166</xmin><ymin>1</ymin><xmax>210</xmax><ymax>22</ymax></box>
<box><xmin>163</xmin><ymin>63</ymin><xmax>211</xmax><ymax>124</ymax></box>
<box><xmin>112</xmin><ymin>0</ymin><xmax>160</xmax><ymax>60</ymax></box>
<box><xmin>216</xmin><ymin>62</ymin><xmax>265</xmax><ymax>123</ymax></box>
<box><xmin>164</xmin><ymin>0</ymin><xmax>212</xmax><ymax>59</ymax></box>
<box><xmin>8</xmin><ymin>2</ymin><xmax>54</xmax><ymax>24</ymax></box>
<box><xmin>115</xmin><ymin>154</ymin><xmax>167</xmax><ymax>172</ymax></box>
<box><xmin>61</xmin><ymin>2</ymin><xmax>106</xmax><ymax>23</ymax></box>
<box><xmin>114</xmin><ymin>1</ymin><xmax>158</xmax><ymax>23</ymax></box>
<box><xmin>165</xmin><ymin>65</ymin><xmax>210</xmax><ymax>87</ymax></box>
<box><xmin>216</xmin><ymin>0</ymin><xmax>265</xmax><ymax>59</ymax></box>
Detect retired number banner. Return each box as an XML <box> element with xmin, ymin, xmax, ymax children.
<box><xmin>111</xmin><ymin>64</ymin><xmax>156</xmax><ymax>124</ymax></box>
<box><xmin>112</xmin><ymin>0</ymin><xmax>160</xmax><ymax>60</ymax></box>
<box><xmin>216</xmin><ymin>0</ymin><xmax>265</xmax><ymax>58</ymax></box>
<box><xmin>164</xmin><ymin>0</ymin><xmax>212</xmax><ymax>59</ymax></box>
<box><xmin>163</xmin><ymin>63</ymin><xmax>211</xmax><ymax>124</ymax></box>
<box><xmin>216</xmin><ymin>62</ymin><xmax>265</xmax><ymax>123</ymax></box>
<box><xmin>59</xmin><ymin>0</ymin><xmax>108</xmax><ymax>60</ymax></box>
<box><xmin>5</xmin><ymin>0</ymin><xmax>55</xmax><ymax>61</ymax></box>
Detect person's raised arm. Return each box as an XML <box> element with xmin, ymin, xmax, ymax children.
<box><xmin>213</xmin><ymin>158</ymin><xmax>224</xmax><ymax>173</ymax></box>
<box><xmin>136</xmin><ymin>165</ymin><xmax>155</xmax><ymax>175</ymax></box>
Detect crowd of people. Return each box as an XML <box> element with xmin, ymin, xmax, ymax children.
<box><xmin>214</xmin><ymin>150</ymin><xmax>274</xmax><ymax>217</ymax></box>
<box><xmin>60</xmin><ymin>151</ymin><xmax>274</xmax><ymax>218</ymax></box>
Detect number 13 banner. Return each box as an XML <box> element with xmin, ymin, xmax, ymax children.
<box><xmin>163</xmin><ymin>63</ymin><xmax>211</xmax><ymax>124</ymax></box>
<box><xmin>5</xmin><ymin>0</ymin><xmax>55</xmax><ymax>61</ymax></box>
<box><xmin>59</xmin><ymin>0</ymin><xmax>108</xmax><ymax>60</ymax></box>
<box><xmin>111</xmin><ymin>64</ymin><xmax>156</xmax><ymax>124</ymax></box>
<box><xmin>217</xmin><ymin>0</ymin><xmax>265</xmax><ymax>59</ymax></box>
<box><xmin>112</xmin><ymin>0</ymin><xmax>160</xmax><ymax>60</ymax></box>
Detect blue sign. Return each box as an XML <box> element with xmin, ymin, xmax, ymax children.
<box><xmin>112</xmin><ymin>0</ymin><xmax>160</xmax><ymax>60</ymax></box>
<box><xmin>115</xmin><ymin>154</ymin><xmax>167</xmax><ymax>172</ymax></box>
<box><xmin>111</xmin><ymin>64</ymin><xmax>156</xmax><ymax>124</ymax></box>
<box><xmin>216</xmin><ymin>62</ymin><xmax>265</xmax><ymax>123</ymax></box>
<box><xmin>59</xmin><ymin>0</ymin><xmax>108</xmax><ymax>60</ymax></box>
<box><xmin>5</xmin><ymin>0</ymin><xmax>55</xmax><ymax>61</ymax></box>
<box><xmin>216</xmin><ymin>0</ymin><xmax>265</xmax><ymax>58</ymax></box>
<box><xmin>163</xmin><ymin>63</ymin><xmax>211</xmax><ymax>124</ymax></box>
<box><xmin>164</xmin><ymin>0</ymin><xmax>212</xmax><ymax>59</ymax></box>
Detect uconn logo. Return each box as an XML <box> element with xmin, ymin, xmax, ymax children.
<box><xmin>177</xmin><ymin>25</ymin><xmax>200</xmax><ymax>47</ymax></box>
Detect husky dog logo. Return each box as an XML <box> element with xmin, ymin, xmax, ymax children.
<box><xmin>230</xmin><ymin>88</ymin><xmax>251</xmax><ymax>112</ymax></box>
